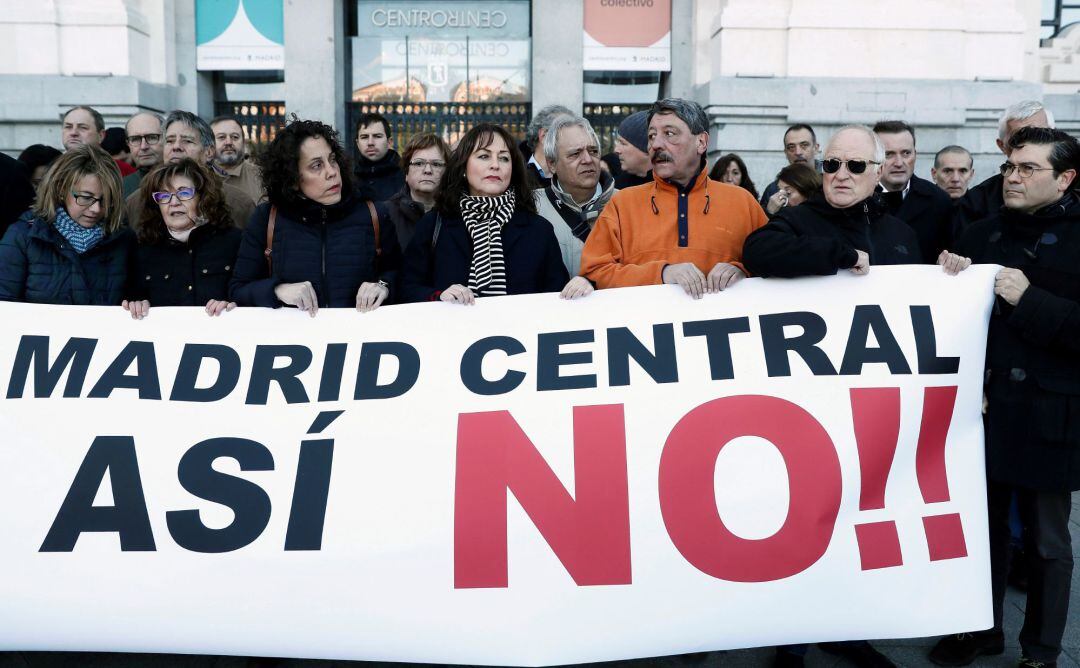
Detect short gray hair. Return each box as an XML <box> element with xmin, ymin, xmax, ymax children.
<box><xmin>826</xmin><ymin>125</ymin><xmax>886</xmax><ymax>164</ymax></box>
<box><xmin>125</xmin><ymin>111</ymin><xmax>164</xmax><ymax>134</ymax></box>
<box><xmin>998</xmin><ymin>100</ymin><xmax>1055</xmax><ymax>141</ymax></box>
<box><xmin>163</xmin><ymin>110</ymin><xmax>214</xmax><ymax>148</ymax></box>
<box><xmin>647</xmin><ymin>98</ymin><xmax>710</xmax><ymax>136</ymax></box>
<box><xmin>543</xmin><ymin>115</ymin><xmax>600</xmax><ymax>167</ymax></box>
<box><xmin>526</xmin><ymin>104</ymin><xmax>574</xmax><ymax>148</ymax></box>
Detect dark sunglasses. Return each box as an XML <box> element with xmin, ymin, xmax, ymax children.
<box><xmin>821</xmin><ymin>158</ymin><xmax>880</xmax><ymax>175</ymax></box>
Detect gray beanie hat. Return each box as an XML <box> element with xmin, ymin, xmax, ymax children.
<box><xmin>617</xmin><ymin>111</ymin><xmax>649</xmax><ymax>154</ymax></box>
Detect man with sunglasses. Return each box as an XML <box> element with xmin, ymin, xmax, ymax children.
<box><xmin>121</xmin><ymin>112</ymin><xmax>165</xmax><ymax>198</ymax></box>
<box><xmin>873</xmin><ymin>120</ymin><xmax>954</xmax><ymax>264</ymax></box>
<box><xmin>743</xmin><ymin>125</ymin><xmax>919</xmax><ymax>280</ymax></box>
<box><xmin>928</xmin><ymin>126</ymin><xmax>1080</xmax><ymax>668</ymax></box>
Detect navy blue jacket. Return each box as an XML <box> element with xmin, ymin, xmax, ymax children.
<box><xmin>0</xmin><ymin>212</ymin><xmax>133</xmax><ymax>305</ymax></box>
<box><xmin>229</xmin><ymin>192</ymin><xmax>400</xmax><ymax>308</ymax></box>
<box><xmin>399</xmin><ymin>208</ymin><xmax>569</xmax><ymax>303</ymax></box>
<box><xmin>354</xmin><ymin>150</ymin><xmax>405</xmax><ymax>203</ymax></box>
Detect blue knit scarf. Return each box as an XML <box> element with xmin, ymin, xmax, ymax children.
<box><xmin>53</xmin><ymin>207</ymin><xmax>105</xmax><ymax>254</ymax></box>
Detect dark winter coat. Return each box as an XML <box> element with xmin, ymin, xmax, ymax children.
<box><xmin>399</xmin><ymin>208</ymin><xmax>570</xmax><ymax>303</ymax></box>
<box><xmin>229</xmin><ymin>191</ymin><xmax>400</xmax><ymax>308</ymax></box>
<box><xmin>742</xmin><ymin>192</ymin><xmax>922</xmax><ymax>277</ymax></box>
<box><xmin>953</xmin><ymin>172</ymin><xmax>1004</xmax><ymax>236</ymax></box>
<box><xmin>386</xmin><ymin>188</ymin><xmax>427</xmax><ymax>251</ymax></box>
<box><xmin>127</xmin><ymin>224</ymin><xmax>242</xmax><ymax>306</ymax></box>
<box><xmin>354</xmin><ymin>150</ymin><xmax>405</xmax><ymax>203</ymax></box>
<box><xmin>0</xmin><ymin>211</ymin><xmax>133</xmax><ymax>305</ymax></box>
<box><xmin>1</xmin><ymin>152</ymin><xmax>35</xmax><ymax>241</ymax></box>
<box><xmin>877</xmin><ymin>174</ymin><xmax>954</xmax><ymax>263</ymax></box>
<box><xmin>954</xmin><ymin>192</ymin><xmax>1080</xmax><ymax>492</ymax></box>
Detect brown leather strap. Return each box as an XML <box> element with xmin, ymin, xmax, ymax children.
<box><xmin>264</xmin><ymin>205</ymin><xmax>277</xmax><ymax>273</ymax></box>
<box><xmin>366</xmin><ymin>200</ymin><xmax>382</xmax><ymax>257</ymax></box>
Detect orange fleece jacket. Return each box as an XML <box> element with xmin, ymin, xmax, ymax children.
<box><xmin>580</xmin><ymin>167</ymin><xmax>767</xmax><ymax>288</ymax></box>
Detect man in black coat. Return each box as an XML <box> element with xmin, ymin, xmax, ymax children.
<box><xmin>929</xmin><ymin>126</ymin><xmax>1080</xmax><ymax>668</ymax></box>
<box><xmin>873</xmin><ymin>120</ymin><xmax>953</xmax><ymax>263</ymax></box>
<box><xmin>0</xmin><ymin>152</ymin><xmax>35</xmax><ymax>241</ymax></box>
<box><xmin>744</xmin><ymin>124</ymin><xmax>921</xmax><ymax>279</ymax></box>
<box><xmin>353</xmin><ymin>112</ymin><xmax>405</xmax><ymax>202</ymax></box>
<box><xmin>954</xmin><ymin>100</ymin><xmax>1054</xmax><ymax>236</ymax></box>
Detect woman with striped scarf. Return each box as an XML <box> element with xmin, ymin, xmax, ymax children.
<box><xmin>400</xmin><ymin>123</ymin><xmax>571</xmax><ymax>304</ymax></box>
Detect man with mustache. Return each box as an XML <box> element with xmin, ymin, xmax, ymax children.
<box><xmin>211</xmin><ymin>115</ymin><xmax>264</xmax><ymax>204</ymax></box>
<box><xmin>928</xmin><ymin>126</ymin><xmax>1080</xmax><ymax>668</ymax></box>
<box><xmin>873</xmin><ymin>120</ymin><xmax>954</xmax><ymax>263</ymax></box>
<box><xmin>533</xmin><ymin>115</ymin><xmax>615</xmax><ymax>281</ymax></box>
<box><xmin>580</xmin><ymin>98</ymin><xmax>766</xmax><ymax>297</ymax></box>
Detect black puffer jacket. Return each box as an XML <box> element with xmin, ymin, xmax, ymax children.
<box><xmin>0</xmin><ymin>211</ymin><xmax>133</xmax><ymax>305</ymax></box>
<box><xmin>955</xmin><ymin>192</ymin><xmax>1080</xmax><ymax>491</ymax></box>
<box><xmin>354</xmin><ymin>150</ymin><xmax>405</xmax><ymax>203</ymax></box>
<box><xmin>229</xmin><ymin>191</ymin><xmax>400</xmax><ymax>308</ymax></box>
<box><xmin>742</xmin><ymin>192</ymin><xmax>922</xmax><ymax>277</ymax></box>
<box><xmin>127</xmin><ymin>224</ymin><xmax>242</xmax><ymax>306</ymax></box>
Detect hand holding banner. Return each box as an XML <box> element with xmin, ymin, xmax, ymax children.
<box><xmin>0</xmin><ymin>265</ymin><xmax>996</xmax><ymax>665</ymax></box>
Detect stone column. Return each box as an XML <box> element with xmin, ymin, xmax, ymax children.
<box><xmin>532</xmin><ymin>0</ymin><xmax>584</xmax><ymax>116</ymax></box>
<box><xmin>284</xmin><ymin>0</ymin><xmax>346</xmax><ymax>132</ymax></box>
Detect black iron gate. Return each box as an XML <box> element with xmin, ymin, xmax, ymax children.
<box><xmin>213</xmin><ymin>101</ymin><xmax>287</xmax><ymax>148</ymax></box>
<box><xmin>346</xmin><ymin>102</ymin><xmax>533</xmax><ymax>162</ymax></box>
<box><xmin>584</xmin><ymin>103</ymin><xmax>651</xmax><ymax>155</ymax></box>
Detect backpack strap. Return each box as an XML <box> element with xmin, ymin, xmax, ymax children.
<box><xmin>366</xmin><ymin>200</ymin><xmax>382</xmax><ymax>257</ymax></box>
<box><xmin>264</xmin><ymin>205</ymin><xmax>277</xmax><ymax>273</ymax></box>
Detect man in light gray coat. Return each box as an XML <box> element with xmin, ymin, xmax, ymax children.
<box><xmin>533</xmin><ymin>115</ymin><xmax>616</xmax><ymax>285</ymax></box>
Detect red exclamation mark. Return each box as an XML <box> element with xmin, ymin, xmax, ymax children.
<box><xmin>916</xmin><ymin>385</ymin><xmax>968</xmax><ymax>562</ymax></box>
<box><xmin>850</xmin><ymin>387</ymin><xmax>903</xmax><ymax>570</ymax></box>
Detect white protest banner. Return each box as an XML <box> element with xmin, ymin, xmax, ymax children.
<box><xmin>0</xmin><ymin>265</ymin><xmax>996</xmax><ymax>665</ymax></box>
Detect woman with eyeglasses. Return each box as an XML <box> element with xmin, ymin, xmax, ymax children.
<box><xmin>229</xmin><ymin>116</ymin><xmax>400</xmax><ymax>315</ymax></box>
<box><xmin>387</xmin><ymin>132</ymin><xmax>450</xmax><ymax>250</ymax></box>
<box><xmin>399</xmin><ymin>122</ymin><xmax>569</xmax><ymax>305</ymax></box>
<box><xmin>743</xmin><ymin>125</ymin><xmax>923</xmax><ymax>278</ymax></box>
<box><xmin>0</xmin><ymin>144</ymin><xmax>133</xmax><ymax>304</ymax></box>
<box><xmin>121</xmin><ymin>159</ymin><xmax>242</xmax><ymax>319</ymax></box>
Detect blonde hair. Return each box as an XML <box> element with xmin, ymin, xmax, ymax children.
<box><xmin>34</xmin><ymin>144</ymin><xmax>124</xmax><ymax>234</ymax></box>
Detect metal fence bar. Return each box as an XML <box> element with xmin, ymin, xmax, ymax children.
<box><xmin>213</xmin><ymin>101</ymin><xmax>287</xmax><ymax>147</ymax></box>
<box><xmin>584</xmin><ymin>104</ymin><xmax>651</xmax><ymax>155</ymax></box>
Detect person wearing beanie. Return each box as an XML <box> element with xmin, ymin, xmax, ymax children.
<box><xmin>614</xmin><ymin>110</ymin><xmax>652</xmax><ymax>189</ymax></box>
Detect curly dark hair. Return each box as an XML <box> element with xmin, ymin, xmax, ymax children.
<box><xmin>257</xmin><ymin>116</ymin><xmax>354</xmax><ymax>208</ymax></box>
<box><xmin>136</xmin><ymin>159</ymin><xmax>233</xmax><ymax>244</ymax></box>
<box><xmin>435</xmin><ymin>123</ymin><xmax>537</xmax><ymax>217</ymax></box>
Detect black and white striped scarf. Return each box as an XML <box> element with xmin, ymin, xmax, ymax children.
<box><xmin>460</xmin><ymin>190</ymin><xmax>515</xmax><ymax>297</ymax></box>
